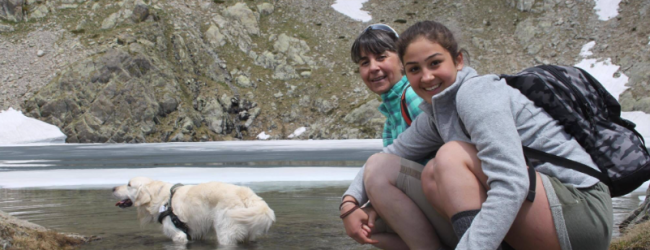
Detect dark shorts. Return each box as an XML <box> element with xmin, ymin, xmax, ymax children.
<box><xmin>542</xmin><ymin>174</ymin><xmax>613</xmax><ymax>250</ymax></box>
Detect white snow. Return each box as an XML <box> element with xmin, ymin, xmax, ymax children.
<box><xmin>0</xmin><ymin>167</ymin><xmax>361</xmax><ymax>189</ymax></box>
<box><xmin>575</xmin><ymin>58</ymin><xmax>629</xmax><ymax>101</ymax></box>
<box><xmin>0</xmin><ymin>108</ymin><xmax>66</xmax><ymax>145</ymax></box>
<box><xmin>331</xmin><ymin>0</ymin><xmax>371</xmax><ymax>22</ymax></box>
<box><xmin>287</xmin><ymin>127</ymin><xmax>307</xmax><ymax>139</ymax></box>
<box><xmin>579</xmin><ymin>41</ymin><xmax>596</xmax><ymax>57</ymax></box>
<box><xmin>593</xmin><ymin>0</ymin><xmax>621</xmax><ymax>21</ymax></box>
<box><xmin>256</xmin><ymin>131</ymin><xmax>271</xmax><ymax>140</ymax></box>
<box><xmin>621</xmin><ymin>111</ymin><xmax>650</xmax><ymax>141</ymax></box>
<box><xmin>576</xmin><ymin>41</ymin><xmax>629</xmax><ymax>101</ymax></box>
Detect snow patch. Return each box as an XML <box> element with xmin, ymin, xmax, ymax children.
<box><xmin>331</xmin><ymin>0</ymin><xmax>371</xmax><ymax>22</ymax></box>
<box><xmin>593</xmin><ymin>0</ymin><xmax>621</xmax><ymax>21</ymax></box>
<box><xmin>579</xmin><ymin>41</ymin><xmax>596</xmax><ymax>57</ymax></box>
<box><xmin>576</xmin><ymin>41</ymin><xmax>629</xmax><ymax>101</ymax></box>
<box><xmin>0</xmin><ymin>108</ymin><xmax>66</xmax><ymax>145</ymax></box>
<box><xmin>256</xmin><ymin>131</ymin><xmax>271</xmax><ymax>140</ymax></box>
<box><xmin>287</xmin><ymin>127</ymin><xmax>307</xmax><ymax>139</ymax></box>
<box><xmin>575</xmin><ymin>58</ymin><xmax>629</xmax><ymax>101</ymax></box>
<box><xmin>621</xmin><ymin>111</ymin><xmax>650</xmax><ymax>141</ymax></box>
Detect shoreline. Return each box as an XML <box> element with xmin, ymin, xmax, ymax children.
<box><xmin>0</xmin><ymin>210</ymin><xmax>97</xmax><ymax>250</ymax></box>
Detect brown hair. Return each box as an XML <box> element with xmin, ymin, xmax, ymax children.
<box><xmin>397</xmin><ymin>20</ymin><xmax>469</xmax><ymax>65</ymax></box>
<box><xmin>350</xmin><ymin>29</ymin><xmax>399</xmax><ymax>64</ymax></box>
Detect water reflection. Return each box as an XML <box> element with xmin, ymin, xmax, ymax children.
<box><xmin>0</xmin><ymin>185</ymin><xmax>643</xmax><ymax>249</ymax></box>
<box><xmin>0</xmin><ymin>185</ymin><xmax>375</xmax><ymax>250</ymax></box>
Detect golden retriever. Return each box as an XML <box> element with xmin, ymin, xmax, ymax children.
<box><xmin>113</xmin><ymin>177</ymin><xmax>275</xmax><ymax>245</ymax></box>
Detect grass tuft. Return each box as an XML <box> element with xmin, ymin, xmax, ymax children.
<box><xmin>11</xmin><ymin>230</ymin><xmax>85</xmax><ymax>250</ymax></box>
<box><xmin>610</xmin><ymin>220</ymin><xmax>650</xmax><ymax>250</ymax></box>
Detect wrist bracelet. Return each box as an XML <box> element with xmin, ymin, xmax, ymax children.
<box><xmin>339</xmin><ymin>205</ymin><xmax>360</xmax><ymax>219</ymax></box>
<box><xmin>339</xmin><ymin>200</ymin><xmax>359</xmax><ymax>211</ymax></box>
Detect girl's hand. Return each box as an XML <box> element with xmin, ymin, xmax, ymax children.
<box><xmin>341</xmin><ymin>203</ymin><xmax>379</xmax><ymax>244</ymax></box>
<box><xmin>362</xmin><ymin>206</ymin><xmax>378</xmax><ymax>234</ymax></box>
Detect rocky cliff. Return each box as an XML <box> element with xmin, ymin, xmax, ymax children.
<box><xmin>0</xmin><ymin>0</ymin><xmax>648</xmax><ymax>143</ymax></box>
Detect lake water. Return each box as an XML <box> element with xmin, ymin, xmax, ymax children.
<box><xmin>0</xmin><ymin>140</ymin><xmax>645</xmax><ymax>249</ymax></box>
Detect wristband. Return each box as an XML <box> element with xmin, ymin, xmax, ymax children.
<box><xmin>339</xmin><ymin>200</ymin><xmax>359</xmax><ymax>211</ymax></box>
<box><xmin>339</xmin><ymin>205</ymin><xmax>360</xmax><ymax>219</ymax></box>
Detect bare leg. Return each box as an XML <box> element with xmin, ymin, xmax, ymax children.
<box><xmin>421</xmin><ymin>141</ymin><xmax>561</xmax><ymax>250</ymax></box>
<box><xmin>371</xmin><ymin>233</ymin><xmax>409</xmax><ymax>250</ymax></box>
<box><xmin>364</xmin><ymin>153</ymin><xmax>441</xmax><ymax>250</ymax></box>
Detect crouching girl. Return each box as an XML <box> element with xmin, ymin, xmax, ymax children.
<box><xmin>378</xmin><ymin>20</ymin><xmax>613</xmax><ymax>250</ymax></box>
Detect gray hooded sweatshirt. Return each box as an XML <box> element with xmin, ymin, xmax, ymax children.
<box><xmin>343</xmin><ymin>66</ymin><xmax>600</xmax><ymax>250</ymax></box>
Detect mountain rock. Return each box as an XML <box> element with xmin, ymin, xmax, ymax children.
<box><xmin>0</xmin><ymin>0</ymin><xmax>648</xmax><ymax>142</ymax></box>
<box><xmin>0</xmin><ymin>0</ymin><xmax>24</xmax><ymax>22</ymax></box>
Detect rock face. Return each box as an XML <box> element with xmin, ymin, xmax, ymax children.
<box><xmin>1</xmin><ymin>0</ymin><xmax>649</xmax><ymax>142</ymax></box>
<box><xmin>21</xmin><ymin>12</ymin><xmax>256</xmax><ymax>143</ymax></box>
<box><xmin>0</xmin><ymin>0</ymin><xmax>25</xmax><ymax>22</ymax></box>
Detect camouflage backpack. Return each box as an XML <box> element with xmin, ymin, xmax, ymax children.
<box><xmin>501</xmin><ymin>65</ymin><xmax>650</xmax><ymax>197</ymax></box>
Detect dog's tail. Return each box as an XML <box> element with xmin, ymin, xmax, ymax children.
<box><xmin>227</xmin><ymin>189</ymin><xmax>276</xmax><ymax>240</ymax></box>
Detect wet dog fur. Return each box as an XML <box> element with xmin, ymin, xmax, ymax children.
<box><xmin>113</xmin><ymin>177</ymin><xmax>275</xmax><ymax>245</ymax></box>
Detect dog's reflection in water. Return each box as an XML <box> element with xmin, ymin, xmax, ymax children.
<box><xmin>113</xmin><ymin>177</ymin><xmax>275</xmax><ymax>247</ymax></box>
<box><xmin>161</xmin><ymin>241</ymin><xmax>252</xmax><ymax>250</ymax></box>
<box><xmin>162</xmin><ymin>242</ymin><xmax>246</xmax><ymax>250</ymax></box>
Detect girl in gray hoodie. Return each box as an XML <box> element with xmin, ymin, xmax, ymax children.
<box><xmin>349</xmin><ymin>21</ymin><xmax>613</xmax><ymax>250</ymax></box>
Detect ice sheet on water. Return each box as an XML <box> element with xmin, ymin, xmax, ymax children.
<box><xmin>0</xmin><ymin>167</ymin><xmax>361</xmax><ymax>189</ymax></box>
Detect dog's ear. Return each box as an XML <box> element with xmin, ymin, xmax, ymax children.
<box><xmin>133</xmin><ymin>185</ymin><xmax>151</xmax><ymax>206</ymax></box>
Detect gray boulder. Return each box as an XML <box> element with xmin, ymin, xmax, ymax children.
<box><xmin>131</xmin><ymin>4</ymin><xmax>149</xmax><ymax>23</ymax></box>
<box><xmin>257</xmin><ymin>3</ymin><xmax>274</xmax><ymax>15</ymax></box>
<box><xmin>507</xmin><ymin>0</ymin><xmax>536</xmax><ymax>12</ymax></box>
<box><xmin>0</xmin><ymin>0</ymin><xmax>24</xmax><ymax>22</ymax></box>
<box><xmin>225</xmin><ymin>3</ymin><xmax>259</xmax><ymax>35</ymax></box>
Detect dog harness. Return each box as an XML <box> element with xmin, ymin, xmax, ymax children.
<box><xmin>158</xmin><ymin>183</ymin><xmax>192</xmax><ymax>240</ymax></box>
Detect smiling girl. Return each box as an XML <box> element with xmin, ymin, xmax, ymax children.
<box><xmin>340</xmin><ymin>24</ymin><xmax>459</xmax><ymax>250</ymax></box>
<box><xmin>374</xmin><ymin>20</ymin><xmax>613</xmax><ymax>250</ymax></box>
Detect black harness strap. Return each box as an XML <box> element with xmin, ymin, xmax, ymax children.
<box><xmin>157</xmin><ymin>183</ymin><xmax>191</xmax><ymax>240</ymax></box>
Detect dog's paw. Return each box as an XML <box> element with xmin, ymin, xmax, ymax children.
<box><xmin>172</xmin><ymin>233</ymin><xmax>189</xmax><ymax>244</ymax></box>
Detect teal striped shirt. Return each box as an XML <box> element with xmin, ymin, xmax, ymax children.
<box><xmin>379</xmin><ymin>76</ymin><xmax>424</xmax><ymax>147</ymax></box>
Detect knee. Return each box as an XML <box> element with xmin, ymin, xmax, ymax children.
<box><xmin>435</xmin><ymin>141</ymin><xmax>473</xmax><ymax>169</ymax></box>
<box><xmin>363</xmin><ymin>153</ymin><xmax>394</xmax><ymax>194</ymax></box>
<box><xmin>363</xmin><ymin>153</ymin><xmax>384</xmax><ymax>179</ymax></box>
<box><xmin>421</xmin><ymin>160</ymin><xmax>438</xmax><ymax>193</ymax></box>
<box><xmin>422</xmin><ymin>141</ymin><xmax>475</xmax><ymax>185</ymax></box>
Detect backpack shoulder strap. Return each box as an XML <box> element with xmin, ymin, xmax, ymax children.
<box><xmin>401</xmin><ymin>85</ymin><xmax>413</xmax><ymax>126</ymax></box>
<box><xmin>522</xmin><ymin>146</ymin><xmax>611</xmax><ymax>184</ymax></box>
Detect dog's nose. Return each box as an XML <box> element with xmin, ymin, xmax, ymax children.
<box><xmin>112</xmin><ymin>187</ymin><xmax>116</xmax><ymax>192</ymax></box>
